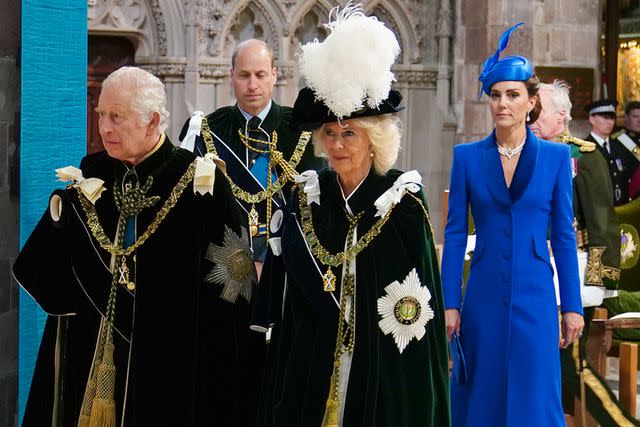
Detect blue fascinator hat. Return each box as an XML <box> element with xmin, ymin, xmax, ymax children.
<box><xmin>478</xmin><ymin>23</ymin><xmax>533</xmax><ymax>97</ymax></box>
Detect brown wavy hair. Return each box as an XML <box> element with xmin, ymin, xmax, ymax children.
<box><xmin>525</xmin><ymin>75</ymin><xmax>542</xmax><ymax>125</ymax></box>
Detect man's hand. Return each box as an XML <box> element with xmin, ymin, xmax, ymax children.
<box><xmin>445</xmin><ymin>308</ymin><xmax>461</xmax><ymax>341</ymax></box>
<box><xmin>561</xmin><ymin>312</ymin><xmax>585</xmax><ymax>349</ymax></box>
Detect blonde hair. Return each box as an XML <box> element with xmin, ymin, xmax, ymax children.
<box><xmin>312</xmin><ymin>114</ymin><xmax>402</xmax><ymax>175</ymax></box>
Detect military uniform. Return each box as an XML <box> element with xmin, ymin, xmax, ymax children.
<box><xmin>179</xmin><ymin>102</ymin><xmax>324</xmax><ymax>262</ymax></box>
<box><xmin>586</xmin><ymin>130</ymin><xmax>639</xmax><ymax>206</ymax></box>
<box><xmin>554</xmin><ymin>131</ymin><xmax>634</xmax><ymax>426</ymax></box>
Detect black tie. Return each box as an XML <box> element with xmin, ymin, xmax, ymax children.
<box><xmin>247</xmin><ymin>116</ymin><xmax>270</xmax><ymax>165</ymax></box>
<box><xmin>604</xmin><ymin>140</ymin><xmax>609</xmax><ymax>154</ymax></box>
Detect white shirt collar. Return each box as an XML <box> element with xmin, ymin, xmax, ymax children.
<box><xmin>238</xmin><ymin>100</ymin><xmax>272</xmax><ymax>123</ymax></box>
<box><xmin>590</xmin><ymin>131</ymin><xmax>609</xmax><ymax>147</ymax></box>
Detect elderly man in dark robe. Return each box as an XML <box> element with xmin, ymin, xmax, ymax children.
<box><xmin>14</xmin><ymin>66</ymin><xmax>264</xmax><ymax>427</ymax></box>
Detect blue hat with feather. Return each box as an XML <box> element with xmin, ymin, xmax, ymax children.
<box><xmin>479</xmin><ymin>23</ymin><xmax>533</xmax><ymax>97</ymax></box>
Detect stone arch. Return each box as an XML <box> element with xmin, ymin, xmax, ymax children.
<box><xmin>210</xmin><ymin>0</ymin><xmax>287</xmax><ymax>60</ymax></box>
<box><xmin>288</xmin><ymin>0</ymin><xmax>334</xmax><ymax>60</ymax></box>
<box><xmin>88</xmin><ymin>0</ymin><xmax>157</xmax><ymax>57</ymax></box>
<box><xmin>365</xmin><ymin>0</ymin><xmax>422</xmax><ymax>64</ymax></box>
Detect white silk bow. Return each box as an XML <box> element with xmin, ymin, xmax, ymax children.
<box><xmin>180</xmin><ymin>111</ymin><xmax>204</xmax><ymax>152</ymax></box>
<box><xmin>55</xmin><ymin>166</ymin><xmax>106</xmax><ymax>204</ymax></box>
<box><xmin>294</xmin><ymin>170</ymin><xmax>321</xmax><ymax>205</ymax></box>
<box><xmin>193</xmin><ymin>153</ymin><xmax>220</xmax><ymax>196</ymax></box>
<box><xmin>374</xmin><ymin>170</ymin><xmax>423</xmax><ymax>217</ymax></box>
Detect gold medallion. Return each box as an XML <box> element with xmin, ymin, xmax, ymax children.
<box><xmin>322</xmin><ymin>267</ymin><xmax>336</xmax><ymax>292</ymax></box>
<box><xmin>394</xmin><ymin>296</ymin><xmax>421</xmax><ymax>325</ymax></box>
<box><xmin>248</xmin><ymin>205</ymin><xmax>259</xmax><ymax>237</ymax></box>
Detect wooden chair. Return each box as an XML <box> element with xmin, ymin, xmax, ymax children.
<box><xmin>586</xmin><ymin>307</ymin><xmax>640</xmax><ymax>417</ymax></box>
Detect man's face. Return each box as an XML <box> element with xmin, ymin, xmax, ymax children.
<box><xmin>625</xmin><ymin>108</ymin><xmax>640</xmax><ymax>133</ymax></box>
<box><xmin>96</xmin><ymin>84</ymin><xmax>157</xmax><ymax>163</ymax></box>
<box><xmin>530</xmin><ymin>88</ymin><xmax>565</xmax><ymax>139</ymax></box>
<box><xmin>230</xmin><ymin>43</ymin><xmax>277</xmax><ymax>116</ymax></box>
<box><xmin>589</xmin><ymin>113</ymin><xmax>616</xmax><ymax>139</ymax></box>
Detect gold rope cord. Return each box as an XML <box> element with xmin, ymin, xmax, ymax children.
<box><xmin>75</xmin><ymin>162</ymin><xmax>196</xmax><ymax>257</ymax></box>
<box><xmin>200</xmin><ymin>118</ymin><xmax>311</xmax><ymax>205</ymax></box>
<box><xmin>322</xmin><ymin>217</ymin><xmax>358</xmax><ymax>427</ymax></box>
<box><xmin>78</xmin><ymin>213</ymin><xmax>127</xmax><ymax>427</ymax></box>
<box><xmin>76</xmin><ymin>162</ymin><xmax>195</xmax><ymax>427</ymax></box>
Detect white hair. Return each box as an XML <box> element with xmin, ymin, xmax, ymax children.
<box><xmin>539</xmin><ymin>80</ymin><xmax>573</xmax><ymax>127</ymax></box>
<box><xmin>102</xmin><ymin>66</ymin><xmax>170</xmax><ymax>133</ymax></box>
<box><xmin>312</xmin><ymin>114</ymin><xmax>402</xmax><ymax>175</ymax></box>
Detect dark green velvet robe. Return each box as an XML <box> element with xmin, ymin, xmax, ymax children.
<box><xmin>14</xmin><ymin>138</ymin><xmax>264</xmax><ymax>426</ymax></box>
<box><xmin>255</xmin><ymin>168</ymin><xmax>450</xmax><ymax>427</ymax></box>
<box><xmin>179</xmin><ymin>102</ymin><xmax>325</xmax><ymax>261</ymax></box>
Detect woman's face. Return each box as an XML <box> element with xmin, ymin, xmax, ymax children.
<box><xmin>320</xmin><ymin>120</ymin><xmax>373</xmax><ymax>180</ymax></box>
<box><xmin>488</xmin><ymin>81</ymin><xmax>536</xmax><ymax>129</ymax></box>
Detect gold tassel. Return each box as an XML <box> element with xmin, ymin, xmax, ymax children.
<box><xmin>88</xmin><ymin>341</ymin><xmax>117</xmax><ymax>427</ymax></box>
<box><xmin>77</xmin><ymin>414</ymin><xmax>91</xmax><ymax>427</ymax></box>
<box><xmin>321</xmin><ymin>362</ymin><xmax>341</xmax><ymax>427</ymax></box>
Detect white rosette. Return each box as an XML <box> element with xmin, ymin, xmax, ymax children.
<box><xmin>377</xmin><ymin>268</ymin><xmax>434</xmax><ymax>354</ymax></box>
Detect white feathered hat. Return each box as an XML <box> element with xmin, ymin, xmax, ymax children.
<box><xmin>292</xmin><ymin>2</ymin><xmax>403</xmax><ymax>130</ymax></box>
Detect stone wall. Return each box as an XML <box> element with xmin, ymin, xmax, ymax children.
<box><xmin>89</xmin><ymin>0</ymin><xmax>457</xmax><ymax>241</ymax></box>
<box><xmin>454</xmin><ymin>0</ymin><xmax>601</xmax><ymax>144</ymax></box>
<box><xmin>0</xmin><ymin>0</ymin><xmax>20</xmax><ymax>424</ymax></box>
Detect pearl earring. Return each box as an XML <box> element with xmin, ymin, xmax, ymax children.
<box><xmin>527</xmin><ymin>112</ymin><xmax>531</xmax><ymax>122</ymax></box>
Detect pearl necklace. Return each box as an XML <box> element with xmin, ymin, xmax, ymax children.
<box><xmin>497</xmin><ymin>138</ymin><xmax>526</xmax><ymax>160</ymax></box>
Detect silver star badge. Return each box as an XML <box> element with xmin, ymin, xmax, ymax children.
<box><xmin>205</xmin><ymin>226</ymin><xmax>257</xmax><ymax>303</ymax></box>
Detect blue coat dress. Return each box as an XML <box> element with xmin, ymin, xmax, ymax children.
<box><xmin>441</xmin><ymin>128</ymin><xmax>583</xmax><ymax>427</ymax></box>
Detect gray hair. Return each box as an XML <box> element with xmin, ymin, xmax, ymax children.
<box><xmin>312</xmin><ymin>114</ymin><xmax>402</xmax><ymax>175</ymax></box>
<box><xmin>102</xmin><ymin>66</ymin><xmax>170</xmax><ymax>133</ymax></box>
<box><xmin>539</xmin><ymin>80</ymin><xmax>573</xmax><ymax>127</ymax></box>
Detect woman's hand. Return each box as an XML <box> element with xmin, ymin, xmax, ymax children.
<box><xmin>560</xmin><ymin>312</ymin><xmax>584</xmax><ymax>349</ymax></box>
<box><xmin>445</xmin><ymin>308</ymin><xmax>461</xmax><ymax>341</ymax></box>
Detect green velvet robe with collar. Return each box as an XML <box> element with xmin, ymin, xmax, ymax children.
<box><xmin>180</xmin><ymin>101</ymin><xmax>325</xmax><ymax>261</ymax></box>
<box><xmin>14</xmin><ymin>137</ymin><xmax>265</xmax><ymax>426</ymax></box>
<box><xmin>255</xmin><ymin>168</ymin><xmax>450</xmax><ymax>427</ymax></box>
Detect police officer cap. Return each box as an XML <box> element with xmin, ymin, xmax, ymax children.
<box><xmin>585</xmin><ymin>99</ymin><xmax>617</xmax><ymax>117</ymax></box>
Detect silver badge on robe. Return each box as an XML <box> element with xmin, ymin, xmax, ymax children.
<box><xmin>205</xmin><ymin>226</ymin><xmax>257</xmax><ymax>303</ymax></box>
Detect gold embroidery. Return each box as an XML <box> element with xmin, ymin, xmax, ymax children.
<box><xmin>554</xmin><ymin>130</ymin><xmax>597</xmax><ymax>152</ymax></box>
<box><xmin>585</xmin><ymin>246</ymin><xmax>621</xmax><ymax>285</ymax></box>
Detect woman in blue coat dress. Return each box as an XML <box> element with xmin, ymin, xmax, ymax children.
<box><xmin>441</xmin><ymin>23</ymin><xmax>585</xmax><ymax>427</ymax></box>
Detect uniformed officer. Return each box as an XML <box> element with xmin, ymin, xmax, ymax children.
<box><xmin>532</xmin><ymin>82</ymin><xmax>631</xmax><ymax>427</ymax></box>
<box><xmin>584</xmin><ymin>99</ymin><xmax>639</xmax><ymax>205</ymax></box>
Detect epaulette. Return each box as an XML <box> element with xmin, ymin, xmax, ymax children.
<box><xmin>568</xmin><ymin>136</ymin><xmax>596</xmax><ymax>153</ymax></box>
<box><xmin>611</xmin><ymin>129</ymin><xmax>625</xmax><ymax>140</ymax></box>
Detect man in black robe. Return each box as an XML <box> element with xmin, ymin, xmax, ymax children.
<box><xmin>14</xmin><ymin>66</ymin><xmax>263</xmax><ymax>426</ymax></box>
<box><xmin>179</xmin><ymin>39</ymin><xmax>324</xmax><ymax>272</ymax></box>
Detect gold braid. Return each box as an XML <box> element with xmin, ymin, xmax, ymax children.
<box><xmin>200</xmin><ymin>118</ymin><xmax>310</xmax><ymax>204</ymax></box>
<box><xmin>75</xmin><ymin>161</ymin><xmax>196</xmax><ymax>256</ymax></box>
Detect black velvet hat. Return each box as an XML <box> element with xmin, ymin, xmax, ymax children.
<box><xmin>291</xmin><ymin>87</ymin><xmax>404</xmax><ymax>131</ymax></box>
<box><xmin>291</xmin><ymin>3</ymin><xmax>403</xmax><ymax>131</ymax></box>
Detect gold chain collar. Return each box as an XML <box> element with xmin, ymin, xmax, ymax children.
<box><xmin>298</xmin><ymin>184</ymin><xmax>435</xmax><ymax>268</ymax></box>
<box><xmin>201</xmin><ymin>118</ymin><xmax>310</xmax><ymax>204</ymax></box>
<box><xmin>76</xmin><ymin>161</ymin><xmax>196</xmax><ymax>257</ymax></box>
